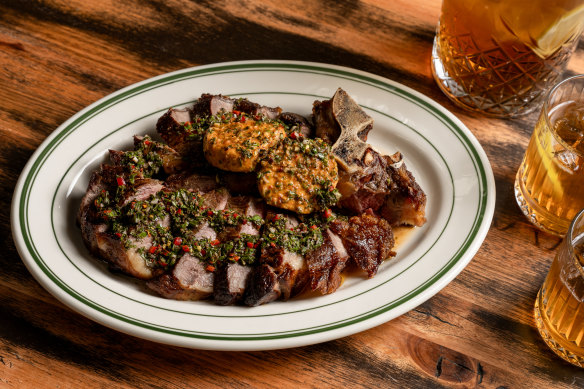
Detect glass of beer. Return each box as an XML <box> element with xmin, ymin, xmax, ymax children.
<box><xmin>432</xmin><ymin>0</ymin><xmax>584</xmax><ymax>118</ymax></box>
<box><xmin>515</xmin><ymin>75</ymin><xmax>584</xmax><ymax>236</ymax></box>
<box><xmin>535</xmin><ymin>209</ymin><xmax>584</xmax><ymax>367</ymax></box>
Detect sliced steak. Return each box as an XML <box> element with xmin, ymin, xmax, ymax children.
<box><xmin>335</xmin><ymin>148</ymin><xmax>392</xmax><ymax>214</ymax></box>
<box><xmin>312</xmin><ymin>89</ymin><xmax>426</xmax><ymax>226</ymax></box>
<box><xmin>119</xmin><ymin>178</ymin><xmax>164</xmax><ymax>207</ymax></box>
<box><xmin>218</xmin><ymin>196</ymin><xmax>265</xmax><ymax>241</ymax></box>
<box><xmin>193</xmin><ymin>189</ymin><xmax>230</xmax><ymax>240</ymax></box>
<box><xmin>243</xmin><ymin>264</ymin><xmax>281</xmax><ymax>306</ymax></box>
<box><xmin>304</xmin><ymin>229</ymin><xmax>349</xmax><ymax>294</ymax></box>
<box><xmin>79</xmin><ymin>168</ymin><xmax>169</xmax><ymax>280</ymax></box>
<box><xmin>191</xmin><ymin>93</ymin><xmax>234</xmax><ymax>116</ymax></box>
<box><xmin>77</xmin><ymin>163</ymin><xmax>124</xmax><ymax>225</ymax></box>
<box><xmin>379</xmin><ymin>152</ymin><xmax>427</xmax><ymax>227</ymax></box>
<box><xmin>235</xmin><ymin>98</ymin><xmax>282</xmax><ymax>120</ymax></box>
<box><xmin>132</xmin><ymin>136</ymin><xmax>187</xmax><ymax>174</ymax></box>
<box><xmin>278</xmin><ymin>112</ymin><xmax>314</xmax><ymax>138</ymax></box>
<box><xmin>214</xmin><ymin>262</ymin><xmax>252</xmax><ymax>305</ymax></box>
<box><xmin>146</xmin><ymin>253</ymin><xmax>214</xmax><ymax>300</ymax></box>
<box><xmin>214</xmin><ymin>196</ymin><xmax>265</xmax><ymax>304</ymax></box>
<box><xmin>95</xmin><ymin>230</ymin><xmax>158</xmax><ymax>279</ymax></box>
<box><xmin>244</xmin><ymin>213</ymin><xmax>308</xmax><ymax>306</ymax></box>
<box><xmin>156</xmin><ymin>108</ymin><xmax>206</xmax><ymax>166</ymax></box>
<box><xmin>165</xmin><ymin>172</ymin><xmax>220</xmax><ymax>193</ymax></box>
<box><xmin>330</xmin><ymin>212</ymin><xmax>395</xmax><ymax>278</ymax></box>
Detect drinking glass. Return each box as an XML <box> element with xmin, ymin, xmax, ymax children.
<box><xmin>431</xmin><ymin>0</ymin><xmax>584</xmax><ymax>118</ymax></box>
<box><xmin>515</xmin><ymin>75</ymin><xmax>584</xmax><ymax>236</ymax></box>
<box><xmin>535</xmin><ymin>208</ymin><xmax>584</xmax><ymax>367</ymax></box>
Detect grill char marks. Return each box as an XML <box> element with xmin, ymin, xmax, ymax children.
<box><xmin>214</xmin><ymin>262</ymin><xmax>253</xmax><ymax>305</ymax></box>
<box><xmin>191</xmin><ymin>93</ymin><xmax>234</xmax><ymax>116</ymax></box>
<box><xmin>156</xmin><ymin>108</ymin><xmax>206</xmax><ymax>167</ymax></box>
<box><xmin>379</xmin><ymin>152</ymin><xmax>427</xmax><ymax>227</ymax></box>
<box><xmin>305</xmin><ymin>229</ymin><xmax>349</xmax><ymax>295</ymax></box>
<box><xmin>330</xmin><ymin>212</ymin><xmax>395</xmax><ymax>278</ymax></box>
<box><xmin>146</xmin><ymin>253</ymin><xmax>214</xmax><ymax>300</ymax></box>
<box><xmin>244</xmin><ymin>212</ymin><xmax>308</xmax><ymax>306</ymax></box>
<box><xmin>335</xmin><ymin>148</ymin><xmax>392</xmax><ymax>215</ymax></box>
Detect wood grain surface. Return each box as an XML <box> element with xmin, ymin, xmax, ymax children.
<box><xmin>2</xmin><ymin>0</ymin><xmax>584</xmax><ymax>387</ymax></box>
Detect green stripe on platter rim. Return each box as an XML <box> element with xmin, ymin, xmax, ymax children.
<box><xmin>18</xmin><ymin>61</ymin><xmax>489</xmax><ymax>341</ymax></box>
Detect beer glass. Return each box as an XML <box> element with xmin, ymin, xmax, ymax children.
<box><xmin>535</xmin><ymin>209</ymin><xmax>584</xmax><ymax>367</ymax></box>
<box><xmin>432</xmin><ymin>0</ymin><xmax>584</xmax><ymax>118</ymax></box>
<box><xmin>515</xmin><ymin>75</ymin><xmax>584</xmax><ymax>237</ymax></box>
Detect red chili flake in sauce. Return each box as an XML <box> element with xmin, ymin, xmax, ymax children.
<box><xmin>116</xmin><ymin>176</ymin><xmax>126</xmax><ymax>186</ymax></box>
<box><xmin>173</xmin><ymin>237</ymin><xmax>182</xmax><ymax>246</ymax></box>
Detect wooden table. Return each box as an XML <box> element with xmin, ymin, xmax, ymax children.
<box><xmin>2</xmin><ymin>1</ymin><xmax>584</xmax><ymax>387</ymax></box>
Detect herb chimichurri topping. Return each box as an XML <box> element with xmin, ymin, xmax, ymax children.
<box><xmin>92</xmin><ymin>109</ymin><xmax>342</xmax><ymax>272</ymax></box>
<box><xmin>121</xmin><ymin>136</ymin><xmax>165</xmax><ymax>184</ymax></box>
<box><xmin>257</xmin><ymin>137</ymin><xmax>340</xmax><ymax>214</ymax></box>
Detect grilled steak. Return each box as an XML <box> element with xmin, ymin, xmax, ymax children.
<box><xmin>304</xmin><ymin>228</ymin><xmax>349</xmax><ymax>294</ymax></box>
<box><xmin>79</xmin><ymin>90</ymin><xmax>426</xmax><ymax>306</ymax></box>
<box><xmin>379</xmin><ymin>152</ymin><xmax>427</xmax><ymax>227</ymax></box>
<box><xmin>330</xmin><ymin>212</ymin><xmax>395</xmax><ymax>277</ymax></box>
<box><xmin>147</xmin><ymin>253</ymin><xmax>214</xmax><ymax>300</ymax></box>
<box><xmin>312</xmin><ymin>89</ymin><xmax>427</xmax><ymax>226</ymax></box>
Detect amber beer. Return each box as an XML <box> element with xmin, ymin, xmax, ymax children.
<box><xmin>515</xmin><ymin>75</ymin><xmax>584</xmax><ymax>236</ymax></box>
<box><xmin>535</xmin><ymin>209</ymin><xmax>584</xmax><ymax>367</ymax></box>
<box><xmin>432</xmin><ymin>0</ymin><xmax>584</xmax><ymax>117</ymax></box>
